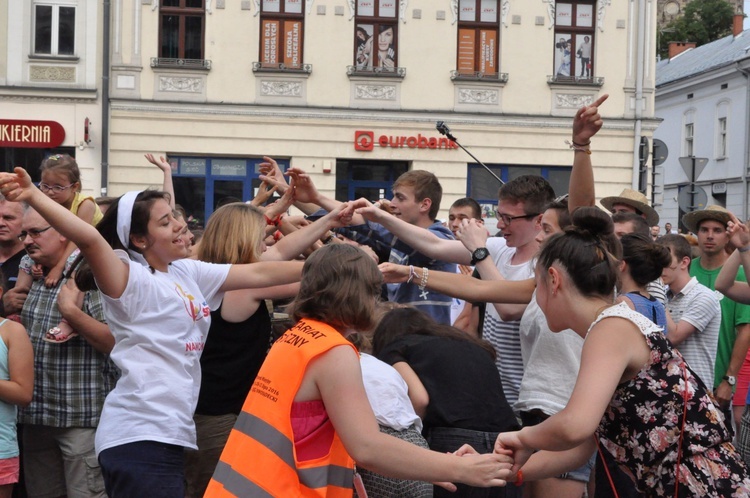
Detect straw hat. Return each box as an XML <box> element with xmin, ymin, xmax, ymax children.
<box><xmin>600</xmin><ymin>188</ymin><xmax>660</xmax><ymax>226</ymax></box>
<box><xmin>681</xmin><ymin>205</ymin><xmax>732</xmax><ymax>234</ymax></box>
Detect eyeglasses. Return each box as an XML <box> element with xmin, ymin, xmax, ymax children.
<box><xmin>495</xmin><ymin>212</ymin><xmax>540</xmax><ymax>226</ymax></box>
<box><xmin>39</xmin><ymin>183</ymin><xmax>75</xmax><ymax>193</ymax></box>
<box><xmin>18</xmin><ymin>226</ymin><xmax>52</xmax><ymax>241</ymax></box>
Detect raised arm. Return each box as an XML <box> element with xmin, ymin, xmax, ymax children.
<box><xmin>352</xmin><ymin>198</ymin><xmax>472</xmax><ymax>264</ymax></box>
<box><xmin>0</xmin><ymin>168</ymin><xmax>129</xmax><ymax>299</ymax></box>
<box><xmin>716</xmin><ymin>214</ymin><xmax>750</xmax><ymax>302</ymax></box>
<box><xmin>568</xmin><ymin>94</ymin><xmax>608</xmax><ymax>213</ymax></box>
<box><xmin>145</xmin><ymin>154</ymin><xmax>175</xmax><ymax>209</ymax></box>
<box><xmin>380</xmin><ymin>263</ymin><xmax>535</xmax><ymax>304</ymax></box>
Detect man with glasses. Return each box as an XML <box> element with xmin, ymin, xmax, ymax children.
<box><xmin>351</xmin><ymin>175</ymin><xmax>555</xmax><ymax>408</ymax></box>
<box><xmin>17</xmin><ymin>207</ymin><xmax>117</xmax><ymax>498</ymax></box>
<box><xmin>657</xmin><ymin>234</ymin><xmax>720</xmax><ymax>388</ymax></box>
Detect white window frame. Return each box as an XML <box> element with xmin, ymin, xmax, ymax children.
<box><xmin>717</xmin><ymin>117</ymin><xmax>727</xmax><ymax>159</ymax></box>
<box><xmin>33</xmin><ymin>1</ymin><xmax>77</xmax><ymax>56</ymax></box>
<box><xmin>684</xmin><ymin>122</ymin><xmax>694</xmax><ymax>157</ymax></box>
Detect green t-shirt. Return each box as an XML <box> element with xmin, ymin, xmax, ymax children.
<box><xmin>690</xmin><ymin>258</ymin><xmax>750</xmax><ymax>388</ymax></box>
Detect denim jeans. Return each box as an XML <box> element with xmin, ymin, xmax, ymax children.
<box><xmin>425</xmin><ymin>427</ymin><xmax>522</xmax><ymax>498</ymax></box>
<box><xmin>99</xmin><ymin>441</ymin><xmax>185</xmax><ymax>498</ymax></box>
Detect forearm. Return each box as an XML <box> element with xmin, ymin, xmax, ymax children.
<box><xmin>222</xmin><ymin>260</ymin><xmax>303</xmax><ymax>291</ymax></box>
<box><xmin>725</xmin><ymin>325</ymin><xmax>750</xmax><ymax>378</ymax></box>
<box><xmin>519</xmin><ymin>440</ymin><xmax>595</xmax><ymax>483</ymax></box>
<box><xmin>716</xmin><ymin>251</ymin><xmax>741</xmax><ymax>294</ymax></box>
<box><xmin>568</xmin><ymin>149</ymin><xmax>595</xmax><ymax>213</ymax></box>
<box><xmin>377</xmin><ymin>213</ymin><xmax>470</xmax><ymax>264</ymax></box>
<box><xmin>61</xmin><ymin>308</ymin><xmax>114</xmax><ymax>354</ymax></box>
<box><xmin>474</xmin><ymin>259</ymin><xmax>530</xmax><ymax>319</ymax></box>
<box><xmin>270</xmin><ymin>217</ymin><xmax>337</xmax><ymax>261</ymax></box>
<box><xmin>0</xmin><ymin>380</ymin><xmax>32</xmax><ymax>407</ymax></box>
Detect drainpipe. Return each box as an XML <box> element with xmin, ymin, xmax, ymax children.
<box><xmin>101</xmin><ymin>0</ymin><xmax>111</xmax><ymax>196</ymax></box>
<box><xmin>632</xmin><ymin>0</ymin><xmax>647</xmax><ymax>191</ymax></box>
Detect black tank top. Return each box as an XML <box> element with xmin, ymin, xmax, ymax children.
<box><xmin>195</xmin><ymin>302</ymin><xmax>273</xmax><ymax>415</ymax></box>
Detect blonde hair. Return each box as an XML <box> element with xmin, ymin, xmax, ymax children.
<box><xmin>198</xmin><ymin>203</ymin><xmax>265</xmax><ymax>264</ymax></box>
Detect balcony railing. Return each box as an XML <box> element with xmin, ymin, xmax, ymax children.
<box><xmin>150</xmin><ymin>58</ymin><xmax>212</xmax><ymax>70</ymax></box>
<box><xmin>347</xmin><ymin>65</ymin><xmax>406</xmax><ymax>78</ymax></box>
<box><xmin>450</xmin><ymin>71</ymin><xmax>509</xmax><ymax>82</ymax></box>
<box><xmin>252</xmin><ymin>62</ymin><xmax>313</xmax><ymax>74</ymax></box>
<box><xmin>547</xmin><ymin>75</ymin><xmax>604</xmax><ymax>86</ymax></box>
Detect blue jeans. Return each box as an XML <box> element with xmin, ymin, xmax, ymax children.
<box><xmin>99</xmin><ymin>441</ymin><xmax>185</xmax><ymax>498</ymax></box>
<box><xmin>425</xmin><ymin>427</ymin><xmax>522</xmax><ymax>498</ymax></box>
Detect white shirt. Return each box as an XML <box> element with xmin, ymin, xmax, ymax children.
<box><xmin>360</xmin><ymin>353</ymin><xmax>422</xmax><ymax>431</ymax></box>
<box><xmin>95</xmin><ymin>251</ymin><xmax>230</xmax><ymax>455</ymax></box>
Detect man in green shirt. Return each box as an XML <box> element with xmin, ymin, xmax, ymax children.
<box><xmin>684</xmin><ymin>205</ymin><xmax>750</xmax><ymax>436</ymax></box>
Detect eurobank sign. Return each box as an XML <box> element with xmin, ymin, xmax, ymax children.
<box><xmin>354</xmin><ymin>130</ymin><xmax>458</xmax><ymax>152</ymax></box>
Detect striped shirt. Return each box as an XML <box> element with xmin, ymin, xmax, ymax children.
<box><xmin>18</xmin><ymin>253</ymin><xmax>118</xmax><ymax>427</ymax></box>
<box><xmin>666</xmin><ymin>277</ymin><xmax>721</xmax><ymax>389</ymax></box>
<box><xmin>483</xmin><ymin>237</ymin><xmax>535</xmax><ymax>408</ymax></box>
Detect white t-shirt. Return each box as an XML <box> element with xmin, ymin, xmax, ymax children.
<box><xmin>95</xmin><ymin>251</ymin><xmax>231</xmax><ymax>455</ymax></box>
<box><xmin>360</xmin><ymin>353</ymin><xmax>422</xmax><ymax>432</ymax></box>
<box><xmin>516</xmin><ymin>292</ymin><xmax>584</xmax><ymax>416</ymax></box>
<box><xmin>483</xmin><ymin>237</ymin><xmax>535</xmax><ymax>408</ymax></box>
<box><xmin>666</xmin><ymin>277</ymin><xmax>721</xmax><ymax>388</ymax></box>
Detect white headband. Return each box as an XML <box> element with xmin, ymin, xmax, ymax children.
<box><xmin>116</xmin><ymin>191</ymin><xmax>148</xmax><ymax>267</ymax></box>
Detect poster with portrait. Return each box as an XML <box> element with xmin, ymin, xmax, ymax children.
<box><xmin>575</xmin><ymin>33</ymin><xmax>592</xmax><ymax>78</ymax></box>
<box><xmin>554</xmin><ymin>33</ymin><xmax>572</xmax><ymax>77</ymax></box>
<box><xmin>355</xmin><ymin>24</ymin><xmax>374</xmax><ymax>69</ymax></box>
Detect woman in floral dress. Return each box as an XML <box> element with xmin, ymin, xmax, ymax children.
<box><xmin>493</xmin><ymin>207</ymin><xmax>750</xmax><ymax>497</ymax></box>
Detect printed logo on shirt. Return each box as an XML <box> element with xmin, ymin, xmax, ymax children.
<box><xmin>174</xmin><ymin>283</ymin><xmax>210</xmax><ymax>322</ymax></box>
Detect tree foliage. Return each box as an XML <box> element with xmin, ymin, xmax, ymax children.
<box><xmin>658</xmin><ymin>0</ymin><xmax>736</xmax><ymax>59</ymax></box>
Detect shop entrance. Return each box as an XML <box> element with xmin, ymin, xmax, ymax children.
<box><xmin>335</xmin><ymin>159</ymin><xmax>409</xmax><ymax>202</ymax></box>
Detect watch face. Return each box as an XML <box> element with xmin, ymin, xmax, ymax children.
<box><xmin>473</xmin><ymin>248</ymin><xmax>489</xmax><ymax>261</ymax></box>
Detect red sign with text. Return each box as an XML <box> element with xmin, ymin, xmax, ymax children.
<box><xmin>354</xmin><ymin>130</ymin><xmax>458</xmax><ymax>151</ymax></box>
<box><xmin>0</xmin><ymin>119</ymin><xmax>66</xmax><ymax>148</ymax></box>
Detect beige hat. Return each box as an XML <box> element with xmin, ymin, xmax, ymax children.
<box><xmin>681</xmin><ymin>205</ymin><xmax>732</xmax><ymax>233</ymax></box>
<box><xmin>600</xmin><ymin>188</ymin><xmax>660</xmax><ymax>226</ymax></box>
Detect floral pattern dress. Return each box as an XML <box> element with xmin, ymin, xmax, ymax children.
<box><xmin>592</xmin><ymin>303</ymin><xmax>750</xmax><ymax>497</ymax></box>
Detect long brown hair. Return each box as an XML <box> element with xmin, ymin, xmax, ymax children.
<box><xmin>286</xmin><ymin>244</ymin><xmax>382</xmax><ymax>333</ymax></box>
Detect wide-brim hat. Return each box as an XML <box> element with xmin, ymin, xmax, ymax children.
<box><xmin>682</xmin><ymin>205</ymin><xmax>732</xmax><ymax>233</ymax></box>
<box><xmin>600</xmin><ymin>188</ymin><xmax>660</xmax><ymax>226</ymax></box>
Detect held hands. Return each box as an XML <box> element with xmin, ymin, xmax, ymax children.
<box><xmin>453</xmin><ymin>446</ymin><xmax>513</xmax><ymax>488</ymax></box>
<box><xmin>495</xmin><ymin>431</ymin><xmax>534</xmax><ymax>479</ymax></box>
<box><xmin>378</xmin><ymin>263</ymin><xmax>411</xmax><ymax>283</ymax></box>
<box><xmin>572</xmin><ymin>94</ymin><xmax>608</xmax><ymax>145</ymax></box>
<box><xmin>258</xmin><ymin>156</ymin><xmax>289</xmax><ymax>194</ymax></box>
<box><xmin>455</xmin><ymin>219</ymin><xmax>488</xmax><ymax>252</ymax></box>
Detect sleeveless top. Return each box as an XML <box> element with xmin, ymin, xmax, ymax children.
<box><xmin>195</xmin><ymin>303</ymin><xmax>272</xmax><ymax>416</ymax></box>
<box><xmin>624</xmin><ymin>291</ymin><xmax>667</xmax><ymax>331</ymax></box>
<box><xmin>0</xmin><ymin>320</ymin><xmax>17</xmax><ymax>459</ymax></box>
<box><xmin>71</xmin><ymin>192</ymin><xmax>103</xmax><ymax>226</ymax></box>
<box><xmin>591</xmin><ymin>303</ymin><xmax>750</xmax><ymax>497</ymax></box>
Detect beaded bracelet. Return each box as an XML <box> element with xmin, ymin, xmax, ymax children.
<box><xmin>565</xmin><ymin>140</ymin><xmax>592</xmax><ymax>155</ymax></box>
<box><xmin>418</xmin><ymin>267</ymin><xmax>429</xmax><ymax>299</ymax></box>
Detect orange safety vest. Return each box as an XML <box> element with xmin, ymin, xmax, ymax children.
<box><xmin>205</xmin><ymin>318</ymin><xmax>356</xmax><ymax>498</ymax></box>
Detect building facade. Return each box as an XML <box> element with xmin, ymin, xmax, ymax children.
<box><xmin>3</xmin><ymin>1</ymin><xmax>659</xmax><ymax>224</ymax></box>
<box><xmin>654</xmin><ymin>24</ymin><xmax>750</xmax><ymax>230</ymax></box>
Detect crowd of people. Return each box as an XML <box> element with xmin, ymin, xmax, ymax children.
<box><xmin>1</xmin><ymin>93</ymin><xmax>750</xmax><ymax>498</ymax></box>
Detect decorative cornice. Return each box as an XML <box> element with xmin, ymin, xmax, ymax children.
<box><xmin>261</xmin><ymin>81</ymin><xmax>302</xmax><ymax>96</ymax></box>
<box><xmin>458</xmin><ymin>88</ymin><xmax>499</xmax><ymax>104</ymax></box>
<box><xmin>109</xmin><ymin>100</ymin><xmax>643</xmax><ymax>130</ymax></box>
<box><xmin>355</xmin><ymin>84</ymin><xmax>396</xmax><ymax>100</ymax></box>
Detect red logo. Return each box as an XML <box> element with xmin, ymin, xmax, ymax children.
<box><xmin>354</xmin><ymin>130</ymin><xmax>374</xmax><ymax>151</ymax></box>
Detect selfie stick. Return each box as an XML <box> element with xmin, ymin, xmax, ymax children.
<box><xmin>435</xmin><ymin>121</ymin><xmax>504</xmax><ymax>185</ymax></box>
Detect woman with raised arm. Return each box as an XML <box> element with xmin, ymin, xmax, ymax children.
<box><xmin>493</xmin><ymin>207</ymin><xmax>750</xmax><ymax>497</ymax></box>
<box><xmin>0</xmin><ymin>168</ymin><xmax>304</xmax><ymax>498</ymax></box>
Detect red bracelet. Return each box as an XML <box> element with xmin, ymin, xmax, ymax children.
<box><xmin>514</xmin><ymin>469</ymin><xmax>524</xmax><ymax>487</ymax></box>
<box><xmin>265</xmin><ymin>214</ymin><xmax>282</xmax><ymax>226</ymax></box>
<box><xmin>273</xmin><ymin>230</ymin><xmax>282</xmax><ymax>241</ymax></box>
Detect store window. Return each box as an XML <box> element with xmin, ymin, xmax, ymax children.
<box><xmin>354</xmin><ymin>0</ymin><xmax>398</xmax><ymax>72</ymax></box>
<box><xmin>467</xmin><ymin>164</ymin><xmax>571</xmax><ymax>221</ymax></box>
<box><xmin>335</xmin><ymin>159</ymin><xmax>408</xmax><ymax>201</ymax></box>
<box><xmin>1</xmin><ymin>147</ymin><xmax>76</xmax><ymax>183</ymax></box>
<box><xmin>258</xmin><ymin>0</ymin><xmax>305</xmax><ymax>70</ymax></box>
<box><xmin>168</xmin><ymin>156</ymin><xmax>289</xmax><ymax>228</ymax></box>
<box><xmin>33</xmin><ymin>2</ymin><xmax>76</xmax><ymax>56</ymax></box>
<box><xmin>456</xmin><ymin>0</ymin><xmax>499</xmax><ymax>78</ymax></box>
<box><xmin>553</xmin><ymin>1</ymin><xmax>595</xmax><ymax>82</ymax></box>
<box><xmin>158</xmin><ymin>0</ymin><xmax>205</xmax><ymax>62</ymax></box>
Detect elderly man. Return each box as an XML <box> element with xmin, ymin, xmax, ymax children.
<box><xmin>18</xmin><ymin>206</ymin><xmax>117</xmax><ymax>498</ymax></box>
<box><xmin>0</xmin><ymin>197</ymin><xmax>27</xmax><ymax>316</ymax></box>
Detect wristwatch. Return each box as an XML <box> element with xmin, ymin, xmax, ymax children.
<box><xmin>470</xmin><ymin>247</ymin><xmax>490</xmax><ymax>266</ymax></box>
<box><xmin>723</xmin><ymin>375</ymin><xmax>737</xmax><ymax>387</ymax></box>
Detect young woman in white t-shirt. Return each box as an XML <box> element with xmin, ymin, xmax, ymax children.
<box><xmin>0</xmin><ymin>168</ymin><xmax>304</xmax><ymax>498</ymax></box>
